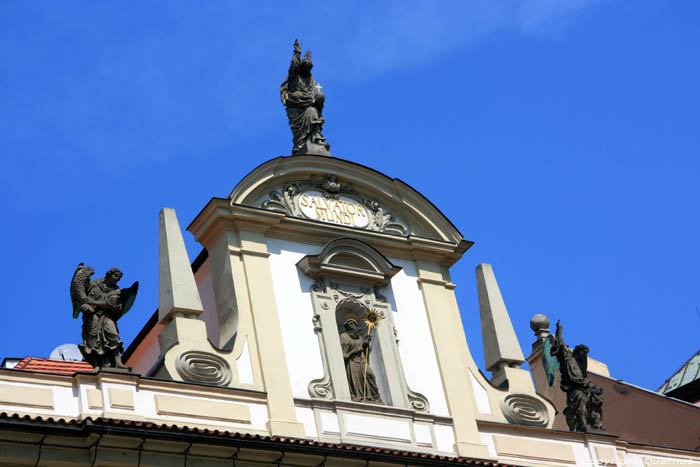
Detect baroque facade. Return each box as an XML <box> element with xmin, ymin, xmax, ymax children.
<box><xmin>1</xmin><ymin>157</ymin><xmax>699</xmax><ymax>465</ymax></box>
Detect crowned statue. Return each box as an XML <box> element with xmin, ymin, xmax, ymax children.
<box><xmin>70</xmin><ymin>263</ymin><xmax>138</xmax><ymax>371</ymax></box>
<box><xmin>280</xmin><ymin>39</ymin><xmax>331</xmax><ymax>156</ymax></box>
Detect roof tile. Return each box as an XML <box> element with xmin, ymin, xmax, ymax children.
<box><xmin>13</xmin><ymin>357</ymin><xmax>93</xmax><ymax>375</ymax></box>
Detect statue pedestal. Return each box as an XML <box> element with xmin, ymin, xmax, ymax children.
<box><xmin>293</xmin><ymin>141</ymin><xmax>331</xmax><ymax>157</ymax></box>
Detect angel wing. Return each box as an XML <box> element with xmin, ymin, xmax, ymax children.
<box><xmin>118</xmin><ymin>281</ymin><xmax>139</xmax><ymax>319</ymax></box>
<box><xmin>542</xmin><ymin>334</ymin><xmax>560</xmax><ymax>387</ymax></box>
<box><xmin>70</xmin><ymin>263</ymin><xmax>94</xmax><ymax>319</ymax></box>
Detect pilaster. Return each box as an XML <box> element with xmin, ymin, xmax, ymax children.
<box><xmin>236</xmin><ymin>227</ymin><xmax>305</xmax><ymax>437</ymax></box>
<box><xmin>416</xmin><ymin>260</ymin><xmax>492</xmax><ymax>459</ymax></box>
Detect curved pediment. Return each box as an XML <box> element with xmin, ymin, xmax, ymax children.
<box><xmin>229</xmin><ymin>156</ymin><xmax>464</xmax><ymax>244</ymax></box>
<box><xmin>296</xmin><ymin>237</ymin><xmax>401</xmax><ymax>287</ymax></box>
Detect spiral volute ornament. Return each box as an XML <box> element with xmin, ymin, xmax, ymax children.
<box><xmin>175</xmin><ymin>351</ymin><xmax>232</xmax><ymax>386</ymax></box>
<box><xmin>500</xmin><ymin>394</ymin><xmax>549</xmax><ymax>426</ymax></box>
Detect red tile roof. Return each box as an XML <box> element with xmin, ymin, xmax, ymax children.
<box><xmin>13</xmin><ymin>357</ymin><xmax>93</xmax><ymax>374</ymax></box>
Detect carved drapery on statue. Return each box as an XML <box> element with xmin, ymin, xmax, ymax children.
<box><xmin>70</xmin><ymin>264</ymin><xmax>138</xmax><ymax>371</ymax></box>
<box><xmin>339</xmin><ymin>313</ymin><xmax>382</xmax><ymax>404</ymax></box>
<box><xmin>280</xmin><ymin>39</ymin><xmax>331</xmax><ymax>156</ymax></box>
<box><xmin>545</xmin><ymin>320</ymin><xmax>606</xmax><ymax>433</ymax></box>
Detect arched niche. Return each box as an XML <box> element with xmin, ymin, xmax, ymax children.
<box><xmin>334</xmin><ymin>297</ymin><xmax>390</xmax><ymax>405</ymax></box>
<box><xmin>299</xmin><ymin>238</ymin><xmax>429</xmax><ymax>412</ymax></box>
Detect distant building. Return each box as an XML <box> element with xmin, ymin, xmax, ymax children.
<box><xmin>658</xmin><ymin>349</ymin><xmax>700</xmax><ymax>406</ymax></box>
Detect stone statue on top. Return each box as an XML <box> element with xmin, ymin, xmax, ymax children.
<box><xmin>70</xmin><ymin>263</ymin><xmax>138</xmax><ymax>371</ymax></box>
<box><xmin>280</xmin><ymin>39</ymin><xmax>331</xmax><ymax>156</ymax></box>
<box><xmin>547</xmin><ymin>320</ymin><xmax>606</xmax><ymax>433</ymax></box>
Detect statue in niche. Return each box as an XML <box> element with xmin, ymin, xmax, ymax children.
<box><xmin>280</xmin><ymin>39</ymin><xmax>331</xmax><ymax>156</ymax></box>
<box><xmin>548</xmin><ymin>320</ymin><xmax>606</xmax><ymax>433</ymax></box>
<box><xmin>70</xmin><ymin>264</ymin><xmax>138</xmax><ymax>371</ymax></box>
<box><xmin>339</xmin><ymin>318</ymin><xmax>382</xmax><ymax>404</ymax></box>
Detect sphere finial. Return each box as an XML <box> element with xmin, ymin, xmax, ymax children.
<box><xmin>530</xmin><ymin>314</ymin><xmax>550</xmax><ymax>333</ymax></box>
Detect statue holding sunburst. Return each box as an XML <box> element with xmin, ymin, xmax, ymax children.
<box><xmin>339</xmin><ymin>309</ymin><xmax>383</xmax><ymax>404</ymax></box>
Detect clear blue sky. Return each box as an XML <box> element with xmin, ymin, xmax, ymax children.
<box><xmin>1</xmin><ymin>1</ymin><xmax>698</xmax><ymax>392</ymax></box>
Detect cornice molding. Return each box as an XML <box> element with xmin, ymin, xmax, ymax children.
<box><xmin>188</xmin><ymin>199</ymin><xmax>473</xmax><ymax>267</ymax></box>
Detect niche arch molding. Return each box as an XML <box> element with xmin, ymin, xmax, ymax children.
<box><xmin>296</xmin><ymin>238</ymin><xmax>401</xmax><ymax>287</ymax></box>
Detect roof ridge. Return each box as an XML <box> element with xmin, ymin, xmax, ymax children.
<box><xmin>657</xmin><ymin>347</ymin><xmax>700</xmax><ymax>392</ymax></box>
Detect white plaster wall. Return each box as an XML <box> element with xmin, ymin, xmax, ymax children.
<box><xmin>343</xmin><ymin>413</ymin><xmax>411</xmax><ymax>442</ymax></box>
<box><xmin>414</xmin><ymin>423</ymin><xmax>432</xmax><ymax>446</ymax></box>
<box><xmin>480</xmin><ymin>433</ymin><xmax>496</xmax><ymax>457</ymax></box>
<box><xmin>102</xmin><ymin>381</ymin><xmax>139</xmax><ymax>414</ymax></box>
<box><xmin>382</xmin><ymin>258</ymin><xmax>449</xmax><ymax>417</ymax></box>
<box><xmin>319</xmin><ymin>411</ymin><xmax>341</xmax><ymax>434</ymax></box>
<box><xmin>98</xmin><ymin>382</ymin><xmax>268</xmax><ymax>431</ymax></box>
<box><xmin>78</xmin><ymin>382</ymin><xmax>102</xmax><ymax>415</ymax></box>
<box><xmin>469</xmin><ymin>370</ymin><xmax>492</xmax><ymax>414</ymax></box>
<box><xmin>194</xmin><ymin>259</ymin><xmax>219</xmax><ymax>345</ymax></box>
<box><xmin>0</xmin><ymin>382</ymin><xmax>79</xmax><ymax>418</ymax></box>
<box><xmin>481</xmin><ymin>430</ymin><xmax>598</xmax><ymax>466</ymax></box>
<box><xmin>264</xmin><ymin>240</ymin><xmax>449</xmax><ymax>415</ymax></box>
<box><xmin>237</xmin><ymin>337</ymin><xmax>254</xmax><ymax>385</ymax></box>
<box><xmin>294</xmin><ymin>406</ymin><xmax>317</xmax><ymax>438</ymax></box>
<box><xmin>144</xmin><ymin>390</ymin><xmax>269</xmax><ymax>431</ymax></box>
<box><xmin>433</xmin><ymin>423</ymin><xmax>456</xmax><ymax>454</ymax></box>
<box><xmin>266</xmin><ymin>238</ymin><xmax>325</xmax><ymax>399</ymax></box>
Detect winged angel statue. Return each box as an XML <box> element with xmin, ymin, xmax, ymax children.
<box><xmin>70</xmin><ymin>263</ymin><xmax>138</xmax><ymax>370</ymax></box>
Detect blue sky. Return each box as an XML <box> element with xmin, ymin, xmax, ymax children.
<box><xmin>1</xmin><ymin>1</ymin><xmax>698</xmax><ymax>392</ymax></box>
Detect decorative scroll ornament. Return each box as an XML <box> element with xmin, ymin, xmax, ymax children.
<box><xmin>261</xmin><ymin>184</ymin><xmax>301</xmax><ymax>216</ymax></box>
<box><xmin>407</xmin><ymin>388</ymin><xmax>430</xmax><ymax>413</ymax></box>
<box><xmin>311</xmin><ymin>278</ymin><xmax>326</xmax><ymax>293</ymax></box>
<box><xmin>259</xmin><ymin>174</ymin><xmax>408</xmax><ymax>236</ymax></box>
<box><xmin>308</xmin><ymin>375</ymin><xmax>333</xmax><ymax>399</ymax></box>
<box><xmin>308</xmin><ymin>314</ymin><xmax>334</xmax><ymax>399</ymax></box>
<box><xmin>175</xmin><ymin>351</ymin><xmax>232</xmax><ymax>386</ymax></box>
<box><xmin>499</xmin><ymin>394</ymin><xmax>549</xmax><ymax>426</ymax></box>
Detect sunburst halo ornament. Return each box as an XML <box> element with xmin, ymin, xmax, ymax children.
<box><xmin>364</xmin><ymin>309</ymin><xmax>380</xmax><ymax>330</ymax></box>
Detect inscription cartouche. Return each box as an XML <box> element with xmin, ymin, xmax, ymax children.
<box><xmin>299</xmin><ymin>192</ymin><xmax>369</xmax><ymax>227</ymax></box>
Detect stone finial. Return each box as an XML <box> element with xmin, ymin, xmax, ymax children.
<box><xmin>159</xmin><ymin>208</ymin><xmax>204</xmax><ymax>322</ymax></box>
<box><xmin>475</xmin><ymin>263</ymin><xmax>525</xmax><ymax>385</ymax></box>
<box><xmin>530</xmin><ymin>313</ymin><xmax>551</xmax><ymax>351</ymax></box>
